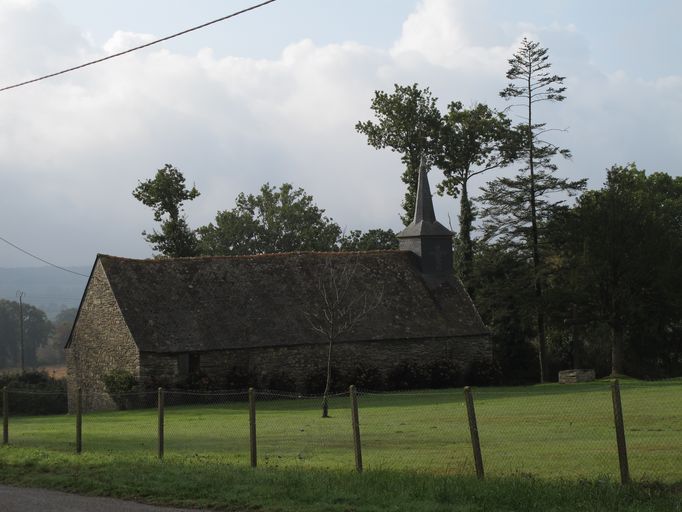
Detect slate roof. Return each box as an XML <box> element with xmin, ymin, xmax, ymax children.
<box><xmin>92</xmin><ymin>251</ymin><xmax>488</xmax><ymax>353</ymax></box>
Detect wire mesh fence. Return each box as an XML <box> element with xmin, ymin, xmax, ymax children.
<box><xmin>0</xmin><ymin>380</ymin><xmax>680</xmax><ymax>483</ymax></box>
<box><xmin>81</xmin><ymin>391</ymin><xmax>158</xmax><ymax>456</ymax></box>
<box><xmin>472</xmin><ymin>385</ymin><xmax>618</xmax><ymax>480</ymax></box>
<box><xmin>164</xmin><ymin>390</ymin><xmax>249</xmax><ymax>464</ymax></box>
<box><xmin>358</xmin><ymin>390</ymin><xmax>471</xmax><ymax>473</ymax></box>
<box><xmin>255</xmin><ymin>391</ymin><xmax>354</xmax><ymax>470</ymax></box>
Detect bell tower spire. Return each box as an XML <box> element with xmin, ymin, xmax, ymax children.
<box><xmin>397</xmin><ymin>156</ymin><xmax>453</xmax><ymax>276</ymax></box>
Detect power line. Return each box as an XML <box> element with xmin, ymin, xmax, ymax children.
<box><xmin>0</xmin><ymin>235</ymin><xmax>89</xmax><ymax>277</ymax></box>
<box><xmin>0</xmin><ymin>0</ymin><xmax>279</xmax><ymax>93</ymax></box>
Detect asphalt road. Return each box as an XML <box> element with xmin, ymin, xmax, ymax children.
<box><xmin>0</xmin><ymin>484</ymin><xmax>202</xmax><ymax>512</ymax></box>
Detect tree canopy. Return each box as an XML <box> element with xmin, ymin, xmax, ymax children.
<box><xmin>197</xmin><ymin>183</ymin><xmax>341</xmax><ymax>255</ymax></box>
<box><xmin>548</xmin><ymin>164</ymin><xmax>682</xmax><ymax>376</ymax></box>
<box><xmin>356</xmin><ymin>84</ymin><xmax>442</xmax><ymax>225</ymax></box>
<box><xmin>133</xmin><ymin>164</ymin><xmax>200</xmax><ymax>257</ymax></box>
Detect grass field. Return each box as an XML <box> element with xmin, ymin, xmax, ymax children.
<box><xmin>1</xmin><ymin>379</ymin><xmax>681</xmax><ymax>511</ymax></box>
<box><xmin>2</xmin><ymin>378</ymin><xmax>681</xmax><ymax>482</ymax></box>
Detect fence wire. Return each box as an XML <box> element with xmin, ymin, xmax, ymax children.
<box><xmin>164</xmin><ymin>390</ymin><xmax>249</xmax><ymax>464</ymax></box>
<box><xmin>255</xmin><ymin>391</ymin><xmax>353</xmax><ymax>470</ymax></box>
<box><xmin>2</xmin><ymin>389</ymin><xmax>72</xmax><ymax>452</ymax></box>
<box><xmin>357</xmin><ymin>390</ymin><xmax>471</xmax><ymax>473</ymax></box>
<box><xmin>81</xmin><ymin>391</ymin><xmax>157</xmax><ymax>456</ymax></box>
<box><xmin>620</xmin><ymin>380</ymin><xmax>682</xmax><ymax>482</ymax></box>
<box><xmin>473</xmin><ymin>385</ymin><xmax>617</xmax><ymax>480</ymax></box>
<box><xmin>0</xmin><ymin>381</ymin><xmax>679</xmax><ymax>482</ymax></box>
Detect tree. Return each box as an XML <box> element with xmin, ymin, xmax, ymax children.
<box><xmin>490</xmin><ymin>38</ymin><xmax>577</xmax><ymax>382</ymax></box>
<box><xmin>0</xmin><ymin>300</ymin><xmax>51</xmax><ymax>369</ymax></box>
<box><xmin>478</xmin><ymin>169</ymin><xmax>585</xmax><ymax>381</ymax></box>
<box><xmin>435</xmin><ymin>101</ymin><xmax>519</xmax><ymax>287</ymax></box>
<box><xmin>356</xmin><ymin>84</ymin><xmax>442</xmax><ymax>224</ymax></box>
<box><xmin>133</xmin><ymin>164</ymin><xmax>200</xmax><ymax>257</ymax></box>
<box><xmin>304</xmin><ymin>256</ymin><xmax>383</xmax><ymax>417</ymax></box>
<box><xmin>197</xmin><ymin>183</ymin><xmax>341</xmax><ymax>255</ymax></box>
<box><xmin>469</xmin><ymin>242</ymin><xmax>538</xmax><ymax>384</ymax></box>
<box><xmin>38</xmin><ymin>308</ymin><xmax>77</xmax><ymax>365</ymax></box>
<box><xmin>552</xmin><ymin>164</ymin><xmax>682</xmax><ymax>376</ymax></box>
<box><xmin>339</xmin><ymin>228</ymin><xmax>398</xmax><ymax>251</ymax></box>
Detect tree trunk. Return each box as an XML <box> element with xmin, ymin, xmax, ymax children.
<box><xmin>570</xmin><ymin>307</ymin><xmax>580</xmax><ymax>369</ymax></box>
<box><xmin>526</xmin><ymin>70</ymin><xmax>548</xmax><ymax>384</ymax></box>
<box><xmin>611</xmin><ymin>322</ymin><xmax>625</xmax><ymax>376</ymax></box>
<box><xmin>321</xmin><ymin>336</ymin><xmax>334</xmax><ymax>418</ymax></box>
<box><xmin>459</xmin><ymin>182</ymin><xmax>474</xmax><ymax>293</ymax></box>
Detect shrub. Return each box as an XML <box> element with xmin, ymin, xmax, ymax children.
<box><xmin>264</xmin><ymin>372</ymin><xmax>296</xmax><ymax>392</ymax></box>
<box><xmin>222</xmin><ymin>366</ymin><xmax>256</xmax><ymax>390</ymax></box>
<box><xmin>347</xmin><ymin>364</ymin><xmax>385</xmax><ymax>391</ymax></box>
<box><xmin>102</xmin><ymin>369</ymin><xmax>139</xmax><ymax>410</ymax></box>
<box><xmin>0</xmin><ymin>371</ymin><xmax>67</xmax><ymax>415</ymax></box>
<box><xmin>386</xmin><ymin>360</ymin><xmax>430</xmax><ymax>390</ymax></box>
<box><xmin>465</xmin><ymin>358</ymin><xmax>503</xmax><ymax>386</ymax></box>
<box><xmin>426</xmin><ymin>360</ymin><xmax>461</xmax><ymax>389</ymax></box>
<box><xmin>302</xmin><ymin>366</ymin><xmax>340</xmax><ymax>395</ymax></box>
<box><xmin>102</xmin><ymin>369</ymin><xmax>138</xmax><ymax>394</ymax></box>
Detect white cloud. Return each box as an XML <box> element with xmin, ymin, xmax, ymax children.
<box><xmin>103</xmin><ymin>30</ymin><xmax>155</xmax><ymax>54</ymax></box>
<box><xmin>0</xmin><ymin>0</ymin><xmax>679</xmax><ymax>267</ymax></box>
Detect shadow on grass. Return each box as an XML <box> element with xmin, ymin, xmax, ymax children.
<box><xmin>0</xmin><ymin>447</ymin><xmax>679</xmax><ymax>512</ymax></box>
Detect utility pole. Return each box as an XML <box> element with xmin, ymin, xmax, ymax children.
<box><xmin>16</xmin><ymin>291</ymin><xmax>25</xmax><ymax>374</ymax></box>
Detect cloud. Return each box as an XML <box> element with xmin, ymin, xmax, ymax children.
<box><xmin>0</xmin><ymin>0</ymin><xmax>679</xmax><ymax>267</ymax></box>
<box><xmin>103</xmin><ymin>30</ymin><xmax>156</xmax><ymax>54</ymax></box>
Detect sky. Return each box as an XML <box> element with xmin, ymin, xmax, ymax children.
<box><xmin>0</xmin><ymin>0</ymin><xmax>680</xmax><ymax>271</ymax></box>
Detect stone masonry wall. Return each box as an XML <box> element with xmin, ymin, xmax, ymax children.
<box><xmin>139</xmin><ymin>335</ymin><xmax>491</xmax><ymax>391</ymax></box>
<box><xmin>66</xmin><ymin>260</ymin><xmax>140</xmax><ymax>412</ymax></box>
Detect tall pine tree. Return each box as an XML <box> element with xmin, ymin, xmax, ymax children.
<box><xmin>481</xmin><ymin>38</ymin><xmax>584</xmax><ymax>382</ymax></box>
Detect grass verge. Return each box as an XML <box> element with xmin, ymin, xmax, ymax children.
<box><xmin>0</xmin><ymin>447</ymin><xmax>680</xmax><ymax>511</ymax></box>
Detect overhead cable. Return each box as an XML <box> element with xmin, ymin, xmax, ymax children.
<box><xmin>0</xmin><ymin>235</ymin><xmax>89</xmax><ymax>277</ymax></box>
<box><xmin>0</xmin><ymin>0</ymin><xmax>279</xmax><ymax>93</ymax></box>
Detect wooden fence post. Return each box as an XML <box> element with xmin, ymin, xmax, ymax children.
<box><xmin>76</xmin><ymin>387</ymin><xmax>82</xmax><ymax>454</ymax></box>
<box><xmin>350</xmin><ymin>385</ymin><xmax>363</xmax><ymax>473</ymax></box>
<box><xmin>158</xmin><ymin>387</ymin><xmax>165</xmax><ymax>460</ymax></box>
<box><xmin>611</xmin><ymin>379</ymin><xmax>630</xmax><ymax>484</ymax></box>
<box><xmin>464</xmin><ymin>386</ymin><xmax>484</xmax><ymax>479</ymax></box>
<box><xmin>2</xmin><ymin>386</ymin><xmax>8</xmax><ymax>446</ymax></box>
<box><xmin>249</xmin><ymin>387</ymin><xmax>257</xmax><ymax>468</ymax></box>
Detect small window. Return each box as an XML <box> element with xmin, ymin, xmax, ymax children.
<box><xmin>189</xmin><ymin>353</ymin><xmax>201</xmax><ymax>374</ymax></box>
<box><xmin>178</xmin><ymin>353</ymin><xmax>190</xmax><ymax>376</ymax></box>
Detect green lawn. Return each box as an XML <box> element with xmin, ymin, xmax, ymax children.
<box><xmin>3</xmin><ymin>379</ymin><xmax>681</xmax><ymax>482</ymax></box>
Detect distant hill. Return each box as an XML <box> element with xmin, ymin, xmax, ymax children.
<box><xmin>0</xmin><ymin>266</ymin><xmax>89</xmax><ymax>319</ymax></box>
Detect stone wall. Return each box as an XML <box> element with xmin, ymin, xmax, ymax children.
<box><xmin>558</xmin><ymin>369</ymin><xmax>596</xmax><ymax>384</ymax></box>
<box><xmin>139</xmin><ymin>334</ymin><xmax>491</xmax><ymax>390</ymax></box>
<box><xmin>66</xmin><ymin>260</ymin><xmax>140</xmax><ymax>412</ymax></box>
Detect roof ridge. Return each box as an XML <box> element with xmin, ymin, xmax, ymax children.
<box><xmin>98</xmin><ymin>250</ymin><xmax>409</xmax><ymax>264</ymax></box>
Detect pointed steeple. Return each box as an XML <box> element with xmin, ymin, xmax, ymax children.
<box><xmin>397</xmin><ymin>156</ymin><xmax>453</xmax><ymax>276</ymax></box>
<box><xmin>413</xmin><ymin>157</ymin><xmax>437</xmax><ymax>224</ymax></box>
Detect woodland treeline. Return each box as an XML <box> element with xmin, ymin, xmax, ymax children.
<box><xmin>0</xmin><ymin>303</ymin><xmax>73</xmax><ymax>369</ymax></box>
<box><xmin>133</xmin><ymin>39</ymin><xmax>682</xmax><ymax>383</ymax></box>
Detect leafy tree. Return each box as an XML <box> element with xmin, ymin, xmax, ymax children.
<box><xmin>133</xmin><ymin>164</ymin><xmax>200</xmax><ymax>257</ymax></box>
<box><xmin>197</xmin><ymin>183</ymin><xmax>341</xmax><ymax>255</ymax></box>
<box><xmin>0</xmin><ymin>300</ymin><xmax>51</xmax><ymax>369</ymax></box>
<box><xmin>469</xmin><ymin>242</ymin><xmax>538</xmax><ymax>384</ymax></box>
<box><xmin>37</xmin><ymin>308</ymin><xmax>77</xmax><ymax>365</ymax></box>
<box><xmin>435</xmin><ymin>101</ymin><xmax>519</xmax><ymax>287</ymax></box>
<box><xmin>490</xmin><ymin>38</ymin><xmax>577</xmax><ymax>382</ymax></box>
<box><xmin>356</xmin><ymin>84</ymin><xmax>442</xmax><ymax>224</ymax></box>
<box><xmin>339</xmin><ymin>228</ymin><xmax>398</xmax><ymax>251</ymax></box>
<box><xmin>552</xmin><ymin>164</ymin><xmax>682</xmax><ymax>376</ymax></box>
